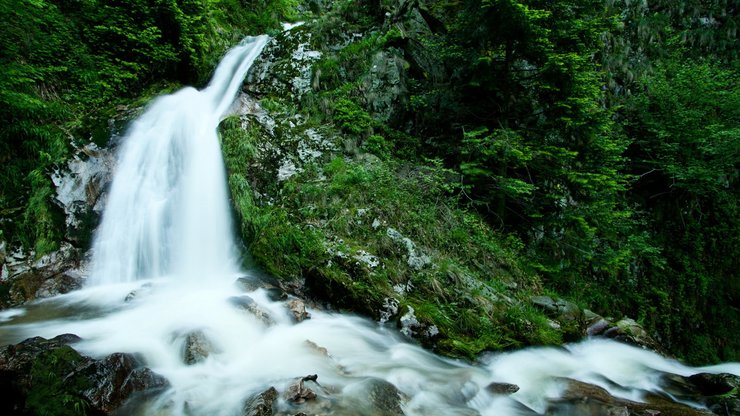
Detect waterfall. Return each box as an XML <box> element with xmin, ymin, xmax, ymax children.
<box><xmin>88</xmin><ymin>36</ymin><xmax>268</xmax><ymax>285</ymax></box>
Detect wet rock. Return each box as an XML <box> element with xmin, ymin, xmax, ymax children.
<box><xmin>686</xmin><ymin>373</ymin><xmax>739</xmax><ymax>396</ymax></box>
<box><xmin>229</xmin><ymin>295</ymin><xmax>276</xmax><ymax>325</ymax></box>
<box><xmin>486</xmin><ymin>382</ymin><xmax>520</xmax><ymax>395</ymax></box>
<box><xmin>77</xmin><ymin>352</ymin><xmax>169</xmax><ymax>412</ymax></box>
<box><xmin>287</xmin><ymin>299</ymin><xmax>310</xmax><ymax>322</ymax></box>
<box><xmin>285</xmin><ymin>374</ymin><xmax>319</xmax><ymax>403</ymax></box>
<box><xmin>0</xmin><ymin>334</ymin><xmax>167</xmax><ymax>414</ymax></box>
<box><xmin>235</xmin><ymin>276</ymin><xmax>288</xmax><ymax>301</ymax></box>
<box><xmin>342</xmin><ymin>377</ymin><xmax>405</xmax><ymax>416</ymax></box>
<box><xmin>243</xmin><ymin>386</ymin><xmax>278</xmax><ymax>416</ymax></box>
<box><xmin>548</xmin><ymin>379</ymin><xmax>714</xmax><ymax>416</ymax></box>
<box><xmin>662</xmin><ymin>372</ymin><xmax>740</xmax><ymax>416</ymax></box>
<box><xmin>183</xmin><ymin>330</ymin><xmax>215</xmax><ymax>365</ymax></box>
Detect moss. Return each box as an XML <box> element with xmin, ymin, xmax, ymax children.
<box><xmin>27</xmin><ymin>346</ymin><xmax>92</xmax><ymax>416</ymax></box>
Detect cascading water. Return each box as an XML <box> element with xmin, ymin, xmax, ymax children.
<box><xmin>0</xmin><ymin>33</ymin><xmax>738</xmax><ymax>416</ymax></box>
<box><xmin>88</xmin><ymin>36</ymin><xmax>268</xmax><ymax>285</ymax></box>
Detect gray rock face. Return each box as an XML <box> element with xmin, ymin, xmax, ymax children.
<box><xmin>1</xmin><ymin>243</ymin><xmax>83</xmax><ymax>306</ymax></box>
<box><xmin>51</xmin><ymin>142</ymin><xmax>114</xmax><ymax>244</ymax></box>
<box><xmin>362</xmin><ymin>48</ymin><xmax>408</xmax><ymax>123</ymax></box>
<box><xmin>246</xmin><ymin>25</ymin><xmax>322</xmax><ymax>100</ymax></box>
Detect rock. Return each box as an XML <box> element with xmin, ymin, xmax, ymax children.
<box><xmin>124</xmin><ymin>282</ymin><xmax>153</xmax><ymax>302</ymax></box>
<box><xmin>548</xmin><ymin>378</ymin><xmax>714</xmax><ymax>416</ymax></box>
<box><xmin>303</xmin><ymin>340</ymin><xmax>329</xmax><ymax>357</ymax></box>
<box><xmin>183</xmin><ymin>330</ymin><xmax>215</xmax><ymax>365</ymax></box>
<box><xmin>229</xmin><ymin>295</ymin><xmax>276</xmax><ymax>325</ymax></box>
<box><xmin>76</xmin><ymin>352</ymin><xmax>169</xmax><ymax>412</ymax></box>
<box><xmin>0</xmin><ymin>334</ymin><xmax>167</xmax><ymax>414</ymax></box>
<box><xmin>243</xmin><ymin>386</ymin><xmax>278</xmax><ymax>416</ymax></box>
<box><xmin>687</xmin><ymin>373</ymin><xmax>739</xmax><ymax>396</ymax></box>
<box><xmin>386</xmin><ymin>228</ymin><xmax>431</xmax><ymax>270</ymax></box>
<box><xmin>51</xmin><ymin>142</ymin><xmax>114</xmax><ymax>244</ymax></box>
<box><xmin>486</xmin><ymin>382</ymin><xmax>520</xmax><ymax>395</ymax></box>
<box><xmin>287</xmin><ymin>299</ymin><xmax>310</xmax><ymax>322</ymax></box>
<box><xmin>2</xmin><ymin>243</ymin><xmax>82</xmax><ymax>307</ymax></box>
<box><xmin>342</xmin><ymin>377</ymin><xmax>405</xmax><ymax>416</ymax></box>
<box><xmin>604</xmin><ymin>318</ymin><xmax>667</xmax><ymax>355</ymax></box>
<box><xmin>586</xmin><ymin>318</ymin><xmax>610</xmax><ymax>336</ymax></box>
<box><xmin>235</xmin><ymin>276</ymin><xmax>288</xmax><ymax>301</ymax></box>
<box><xmin>662</xmin><ymin>372</ymin><xmax>740</xmax><ymax>416</ymax></box>
<box><xmin>284</xmin><ymin>374</ymin><xmax>319</xmax><ymax>403</ymax></box>
<box><xmin>361</xmin><ymin>48</ymin><xmax>408</xmax><ymax>123</ymax></box>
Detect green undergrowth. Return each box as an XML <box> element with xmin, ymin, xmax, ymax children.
<box><xmin>220</xmin><ymin>113</ymin><xmax>561</xmax><ymax>358</ymax></box>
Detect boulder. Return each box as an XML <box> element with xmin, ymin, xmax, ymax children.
<box><xmin>287</xmin><ymin>299</ymin><xmax>311</xmax><ymax>322</ymax></box>
<box><xmin>76</xmin><ymin>352</ymin><xmax>168</xmax><ymax>412</ymax></box>
<box><xmin>0</xmin><ymin>334</ymin><xmax>167</xmax><ymax>414</ymax></box>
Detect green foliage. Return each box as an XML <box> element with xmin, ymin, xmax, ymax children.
<box><xmin>620</xmin><ymin>56</ymin><xmax>740</xmax><ymax>363</ymax></box>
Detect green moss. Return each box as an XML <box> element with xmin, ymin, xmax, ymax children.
<box><xmin>27</xmin><ymin>346</ymin><xmax>92</xmax><ymax>416</ymax></box>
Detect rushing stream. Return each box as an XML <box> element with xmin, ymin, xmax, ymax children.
<box><xmin>1</xmin><ymin>35</ymin><xmax>738</xmax><ymax>416</ymax></box>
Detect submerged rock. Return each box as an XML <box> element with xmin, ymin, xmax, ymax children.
<box><xmin>229</xmin><ymin>295</ymin><xmax>276</xmax><ymax>326</ymax></box>
<box><xmin>182</xmin><ymin>330</ymin><xmax>216</xmax><ymax>365</ymax></box>
<box><xmin>342</xmin><ymin>377</ymin><xmax>405</xmax><ymax>416</ymax></box>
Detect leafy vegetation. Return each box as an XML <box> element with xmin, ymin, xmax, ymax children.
<box><xmin>230</xmin><ymin>0</ymin><xmax>737</xmax><ymax>363</ymax></box>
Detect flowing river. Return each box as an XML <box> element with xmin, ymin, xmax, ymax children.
<box><xmin>1</xmin><ymin>35</ymin><xmax>737</xmax><ymax>416</ymax></box>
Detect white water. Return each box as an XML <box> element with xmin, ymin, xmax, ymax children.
<box><xmin>1</xmin><ymin>35</ymin><xmax>738</xmax><ymax>416</ymax></box>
